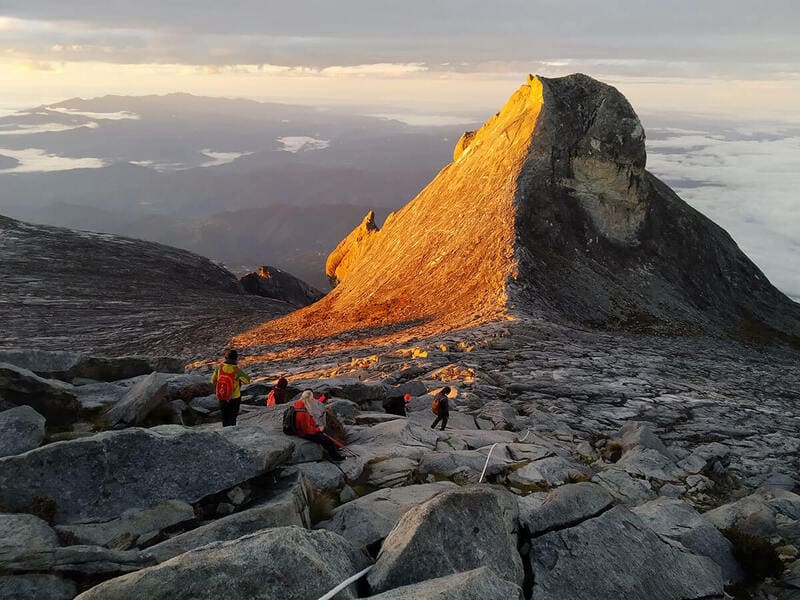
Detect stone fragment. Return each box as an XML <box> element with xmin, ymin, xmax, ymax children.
<box><xmin>0</xmin><ymin>425</ymin><xmax>293</xmax><ymax>524</ymax></box>
<box><xmin>0</xmin><ymin>405</ymin><xmax>45</xmax><ymax>457</ymax></box>
<box><xmin>530</xmin><ymin>505</ymin><xmax>725</xmax><ymax>600</ymax></box>
<box><xmin>319</xmin><ymin>482</ymin><xmax>457</xmax><ymax>550</ymax></box>
<box><xmin>367</xmin><ymin>486</ymin><xmax>522</xmax><ymax>593</ymax></box>
<box><xmin>703</xmin><ymin>487</ymin><xmax>800</xmax><ymax>539</ymax></box>
<box><xmin>77</xmin><ymin>527</ymin><xmax>369</xmax><ymax>600</ymax></box>
<box><xmin>633</xmin><ymin>497</ymin><xmax>744</xmax><ymax>583</ymax></box>
<box><xmin>592</xmin><ymin>467</ymin><xmax>656</xmax><ymax>506</ymax></box>
<box><xmin>365</xmin><ymin>566</ymin><xmax>523</xmax><ymax>600</ymax></box>
<box><xmin>519</xmin><ymin>482</ymin><xmax>614</xmax><ymax>536</ymax></box>
<box><xmin>0</xmin><ymin>363</ymin><xmax>80</xmax><ymax>426</ymax></box>
<box><xmin>105</xmin><ymin>372</ymin><xmax>169</xmax><ymax>428</ymax></box>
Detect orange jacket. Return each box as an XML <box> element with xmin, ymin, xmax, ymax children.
<box><xmin>293</xmin><ymin>399</ymin><xmax>321</xmax><ymax>436</ymax></box>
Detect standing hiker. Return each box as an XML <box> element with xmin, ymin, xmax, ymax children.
<box><xmin>430</xmin><ymin>387</ymin><xmax>450</xmax><ymax>431</ymax></box>
<box><xmin>293</xmin><ymin>390</ymin><xmax>345</xmax><ymax>461</ymax></box>
<box><xmin>266</xmin><ymin>376</ymin><xmax>289</xmax><ymax>406</ymax></box>
<box><xmin>211</xmin><ymin>349</ymin><xmax>251</xmax><ymax>427</ymax></box>
<box><xmin>383</xmin><ymin>393</ymin><xmax>411</xmax><ymax>416</ymax></box>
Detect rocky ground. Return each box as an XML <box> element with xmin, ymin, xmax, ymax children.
<box><xmin>1</xmin><ymin>318</ymin><xmax>799</xmax><ymax>599</ymax></box>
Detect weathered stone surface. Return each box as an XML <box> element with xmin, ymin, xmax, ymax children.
<box><xmin>239</xmin><ymin>265</ymin><xmax>324</xmax><ymax>307</ymax></box>
<box><xmin>633</xmin><ymin>497</ymin><xmax>744</xmax><ymax>583</ymax></box>
<box><xmin>105</xmin><ymin>372</ymin><xmax>169</xmax><ymax>428</ymax></box>
<box><xmin>0</xmin><ymin>405</ymin><xmax>45</xmax><ymax>457</ymax></box>
<box><xmin>146</xmin><ymin>473</ymin><xmax>310</xmax><ymax>563</ymax></box>
<box><xmin>76</xmin><ymin>527</ymin><xmax>369</xmax><ymax>600</ymax></box>
<box><xmin>617</xmin><ymin>421</ymin><xmax>674</xmax><ymax>457</ymax></box>
<box><xmin>366</xmin><ymin>456</ymin><xmax>418</xmax><ymax>488</ymax></box>
<box><xmin>164</xmin><ymin>373</ymin><xmax>213</xmax><ymax>401</ymax></box>
<box><xmin>703</xmin><ymin>487</ymin><xmax>800</xmax><ymax>539</ymax></box>
<box><xmin>0</xmin><ymin>513</ymin><xmax>59</xmax><ymax>561</ymax></box>
<box><xmin>2</xmin><ymin>545</ymin><xmax>152</xmax><ymax>577</ymax></box>
<box><xmin>507</xmin><ymin>456</ymin><xmax>591</xmax><ymax>488</ymax></box>
<box><xmin>326</xmin><ymin>210</ymin><xmax>380</xmax><ymax>288</ymax></box>
<box><xmin>0</xmin><ymin>575</ymin><xmax>77</xmax><ymax>600</ymax></box>
<box><xmin>418</xmin><ymin>449</ymin><xmax>512</xmax><ymax>483</ymax></box>
<box><xmin>0</xmin><ymin>363</ymin><xmax>80</xmax><ymax>426</ymax></box>
<box><xmin>592</xmin><ymin>466</ymin><xmax>656</xmax><ymax>506</ymax></box>
<box><xmin>365</xmin><ymin>566</ymin><xmax>524</xmax><ymax>600</ymax></box>
<box><xmin>0</xmin><ymin>425</ymin><xmax>294</xmax><ymax>524</ymax></box>
<box><xmin>530</xmin><ymin>505</ymin><xmax>725</xmax><ymax>600</ymax></box>
<box><xmin>56</xmin><ymin>500</ymin><xmax>194</xmax><ymax>548</ymax></box>
<box><xmin>295</xmin><ymin>461</ymin><xmax>344</xmax><ymax>492</ymax></box>
<box><xmin>319</xmin><ymin>482</ymin><xmax>457</xmax><ymax>550</ymax></box>
<box><xmin>519</xmin><ymin>482</ymin><xmax>614</xmax><ymax>536</ymax></box>
<box><xmin>367</xmin><ymin>486</ymin><xmax>522</xmax><ymax>593</ymax></box>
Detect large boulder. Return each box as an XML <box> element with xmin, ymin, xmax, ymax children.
<box><xmin>0</xmin><ymin>405</ymin><xmax>45</xmax><ymax>457</ymax></box>
<box><xmin>703</xmin><ymin>487</ymin><xmax>800</xmax><ymax>542</ymax></box>
<box><xmin>365</xmin><ymin>566</ymin><xmax>524</xmax><ymax>599</ymax></box>
<box><xmin>0</xmin><ymin>513</ymin><xmax>59</xmax><ymax>561</ymax></box>
<box><xmin>518</xmin><ymin>482</ymin><xmax>614</xmax><ymax>536</ymax></box>
<box><xmin>104</xmin><ymin>372</ymin><xmax>169</xmax><ymax>428</ymax></box>
<box><xmin>530</xmin><ymin>505</ymin><xmax>725</xmax><ymax>599</ymax></box>
<box><xmin>76</xmin><ymin>527</ymin><xmax>370</xmax><ymax>600</ymax></box>
<box><xmin>0</xmin><ymin>363</ymin><xmax>80</xmax><ymax>426</ymax></box>
<box><xmin>0</xmin><ymin>575</ymin><xmax>76</xmax><ymax>600</ymax></box>
<box><xmin>0</xmin><ymin>425</ymin><xmax>294</xmax><ymax>524</ymax></box>
<box><xmin>146</xmin><ymin>472</ymin><xmax>310</xmax><ymax>562</ymax></box>
<box><xmin>318</xmin><ymin>482</ymin><xmax>457</xmax><ymax>550</ymax></box>
<box><xmin>632</xmin><ymin>497</ymin><xmax>744</xmax><ymax>584</ymax></box>
<box><xmin>367</xmin><ymin>486</ymin><xmax>523</xmax><ymax>593</ymax></box>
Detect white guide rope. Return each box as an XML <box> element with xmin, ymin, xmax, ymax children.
<box><xmin>317</xmin><ymin>565</ymin><xmax>374</xmax><ymax>600</ymax></box>
<box><xmin>478</xmin><ymin>442</ymin><xmax>499</xmax><ymax>483</ymax></box>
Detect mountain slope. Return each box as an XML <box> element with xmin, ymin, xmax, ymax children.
<box><xmin>234</xmin><ymin>74</ymin><xmax>800</xmax><ymax>357</ymax></box>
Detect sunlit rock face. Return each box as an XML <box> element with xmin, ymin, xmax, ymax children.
<box><xmin>235</xmin><ymin>74</ymin><xmax>800</xmax><ymax>355</ymax></box>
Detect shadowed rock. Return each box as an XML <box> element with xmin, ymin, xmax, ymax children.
<box><xmin>365</xmin><ymin>566</ymin><xmax>524</xmax><ymax>600</ymax></box>
<box><xmin>0</xmin><ymin>363</ymin><xmax>80</xmax><ymax>427</ymax></box>
<box><xmin>0</xmin><ymin>405</ymin><xmax>46</xmax><ymax>457</ymax></box>
<box><xmin>239</xmin><ymin>265</ymin><xmax>324</xmax><ymax>307</ymax></box>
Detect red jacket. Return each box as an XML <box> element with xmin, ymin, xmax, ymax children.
<box><xmin>293</xmin><ymin>399</ymin><xmax>321</xmax><ymax>436</ymax></box>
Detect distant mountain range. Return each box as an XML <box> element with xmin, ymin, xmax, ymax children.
<box><xmin>0</xmin><ymin>93</ymin><xmax>478</xmax><ymax>289</ymax></box>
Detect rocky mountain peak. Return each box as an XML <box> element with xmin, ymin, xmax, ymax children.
<box><xmin>235</xmin><ymin>73</ymin><xmax>800</xmax><ymax>356</ymax></box>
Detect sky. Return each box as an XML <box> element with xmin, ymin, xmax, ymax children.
<box><xmin>1</xmin><ymin>1</ymin><xmax>799</xmax><ymax>117</ymax></box>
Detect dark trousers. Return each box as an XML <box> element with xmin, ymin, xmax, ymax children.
<box><xmin>219</xmin><ymin>398</ymin><xmax>241</xmax><ymax>427</ymax></box>
<box><xmin>302</xmin><ymin>432</ymin><xmax>342</xmax><ymax>457</ymax></box>
<box><xmin>431</xmin><ymin>412</ymin><xmax>449</xmax><ymax>430</ymax></box>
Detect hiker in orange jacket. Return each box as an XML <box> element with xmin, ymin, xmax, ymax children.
<box><xmin>266</xmin><ymin>377</ymin><xmax>289</xmax><ymax>406</ymax></box>
<box><xmin>211</xmin><ymin>349</ymin><xmax>251</xmax><ymax>427</ymax></box>
<box><xmin>293</xmin><ymin>390</ymin><xmax>345</xmax><ymax>461</ymax></box>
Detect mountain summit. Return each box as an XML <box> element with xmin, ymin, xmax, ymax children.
<box><xmin>236</xmin><ymin>74</ymin><xmax>800</xmax><ymax>354</ymax></box>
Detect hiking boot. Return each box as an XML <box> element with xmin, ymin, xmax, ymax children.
<box><xmin>330</xmin><ymin>453</ymin><xmax>346</xmax><ymax>462</ymax></box>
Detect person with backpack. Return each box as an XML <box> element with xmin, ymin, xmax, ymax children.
<box><xmin>211</xmin><ymin>349</ymin><xmax>251</xmax><ymax>427</ymax></box>
<box><xmin>430</xmin><ymin>387</ymin><xmax>450</xmax><ymax>431</ymax></box>
<box><xmin>266</xmin><ymin>376</ymin><xmax>289</xmax><ymax>406</ymax></box>
<box><xmin>383</xmin><ymin>393</ymin><xmax>411</xmax><ymax>417</ymax></box>
<box><xmin>290</xmin><ymin>390</ymin><xmax>345</xmax><ymax>461</ymax></box>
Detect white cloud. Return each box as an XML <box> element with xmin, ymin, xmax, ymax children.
<box><xmin>199</xmin><ymin>149</ymin><xmax>252</xmax><ymax>167</ymax></box>
<box><xmin>646</xmin><ymin>126</ymin><xmax>800</xmax><ymax>301</ymax></box>
<box><xmin>277</xmin><ymin>136</ymin><xmax>329</xmax><ymax>153</ymax></box>
<box><xmin>47</xmin><ymin>107</ymin><xmax>140</xmax><ymax>120</ymax></box>
<box><xmin>0</xmin><ymin>147</ymin><xmax>106</xmax><ymax>172</ymax></box>
<box><xmin>0</xmin><ymin>122</ymin><xmax>99</xmax><ymax>135</ymax></box>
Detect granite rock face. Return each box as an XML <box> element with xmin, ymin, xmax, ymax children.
<box><xmin>326</xmin><ymin>210</ymin><xmax>380</xmax><ymax>288</ymax></box>
<box><xmin>0</xmin><ymin>405</ymin><xmax>46</xmax><ymax>457</ymax></box>
<box><xmin>239</xmin><ymin>265</ymin><xmax>324</xmax><ymax>307</ymax></box>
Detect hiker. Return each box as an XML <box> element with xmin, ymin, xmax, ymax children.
<box><xmin>430</xmin><ymin>387</ymin><xmax>450</xmax><ymax>431</ymax></box>
<box><xmin>316</xmin><ymin>391</ymin><xmax>330</xmax><ymax>403</ymax></box>
<box><xmin>383</xmin><ymin>393</ymin><xmax>411</xmax><ymax>417</ymax></box>
<box><xmin>266</xmin><ymin>376</ymin><xmax>289</xmax><ymax>406</ymax></box>
<box><xmin>211</xmin><ymin>349</ymin><xmax>251</xmax><ymax>427</ymax></box>
<box><xmin>293</xmin><ymin>390</ymin><xmax>345</xmax><ymax>461</ymax></box>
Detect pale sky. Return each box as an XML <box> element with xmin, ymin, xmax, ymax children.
<box><xmin>1</xmin><ymin>1</ymin><xmax>799</xmax><ymax>117</ymax></box>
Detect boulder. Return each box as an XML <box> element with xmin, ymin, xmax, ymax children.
<box><xmin>477</xmin><ymin>401</ymin><xmax>520</xmax><ymax>430</ymax></box>
<box><xmin>2</xmin><ymin>545</ymin><xmax>151</xmax><ymax>577</ymax></box>
<box><xmin>105</xmin><ymin>372</ymin><xmax>169</xmax><ymax>428</ymax></box>
<box><xmin>0</xmin><ymin>425</ymin><xmax>294</xmax><ymax>524</ymax></box>
<box><xmin>164</xmin><ymin>373</ymin><xmax>214</xmax><ymax>401</ymax></box>
<box><xmin>0</xmin><ymin>406</ymin><xmax>45</xmax><ymax>457</ymax></box>
<box><xmin>530</xmin><ymin>505</ymin><xmax>725</xmax><ymax>600</ymax></box>
<box><xmin>367</xmin><ymin>486</ymin><xmax>523</xmax><ymax>593</ymax></box>
<box><xmin>519</xmin><ymin>482</ymin><xmax>614</xmax><ymax>536</ymax></box>
<box><xmin>0</xmin><ymin>575</ymin><xmax>77</xmax><ymax>600</ymax></box>
<box><xmin>239</xmin><ymin>265</ymin><xmax>324</xmax><ymax>307</ymax></box>
<box><xmin>0</xmin><ymin>513</ymin><xmax>59</xmax><ymax>561</ymax></box>
<box><xmin>592</xmin><ymin>466</ymin><xmax>656</xmax><ymax>506</ymax></box>
<box><xmin>295</xmin><ymin>461</ymin><xmax>345</xmax><ymax>493</ymax></box>
<box><xmin>0</xmin><ymin>363</ymin><xmax>80</xmax><ymax>426</ymax></box>
<box><xmin>76</xmin><ymin>527</ymin><xmax>370</xmax><ymax>600</ymax></box>
<box><xmin>366</xmin><ymin>457</ymin><xmax>418</xmax><ymax>488</ymax></box>
<box><xmin>703</xmin><ymin>487</ymin><xmax>800</xmax><ymax>539</ymax></box>
<box><xmin>55</xmin><ymin>500</ymin><xmax>195</xmax><ymax>548</ymax></box>
<box><xmin>507</xmin><ymin>456</ymin><xmax>591</xmax><ymax>489</ymax></box>
<box><xmin>417</xmin><ymin>449</ymin><xmax>512</xmax><ymax>483</ymax></box>
<box><xmin>0</xmin><ymin>350</ymin><xmax>184</xmax><ymax>382</ymax></box>
<box><xmin>617</xmin><ymin>421</ymin><xmax>674</xmax><ymax>457</ymax></box>
<box><xmin>318</xmin><ymin>482</ymin><xmax>457</xmax><ymax>550</ymax></box>
<box><xmin>146</xmin><ymin>472</ymin><xmax>310</xmax><ymax>563</ymax></box>
<box><xmin>365</xmin><ymin>566</ymin><xmax>524</xmax><ymax>599</ymax></box>
<box><xmin>633</xmin><ymin>497</ymin><xmax>744</xmax><ymax>583</ymax></box>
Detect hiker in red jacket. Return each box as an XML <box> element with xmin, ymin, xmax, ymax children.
<box><xmin>211</xmin><ymin>349</ymin><xmax>251</xmax><ymax>427</ymax></box>
<box><xmin>266</xmin><ymin>377</ymin><xmax>289</xmax><ymax>406</ymax></box>
<box><xmin>293</xmin><ymin>390</ymin><xmax>345</xmax><ymax>461</ymax></box>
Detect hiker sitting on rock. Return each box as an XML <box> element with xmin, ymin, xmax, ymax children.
<box><xmin>430</xmin><ymin>387</ymin><xmax>450</xmax><ymax>431</ymax></box>
<box><xmin>266</xmin><ymin>376</ymin><xmax>289</xmax><ymax>406</ymax></box>
<box><xmin>211</xmin><ymin>349</ymin><xmax>251</xmax><ymax>427</ymax></box>
<box><xmin>293</xmin><ymin>390</ymin><xmax>345</xmax><ymax>462</ymax></box>
<box><xmin>383</xmin><ymin>393</ymin><xmax>411</xmax><ymax>417</ymax></box>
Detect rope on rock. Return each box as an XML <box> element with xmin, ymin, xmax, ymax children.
<box><xmin>516</xmin><ymin>429</ymin><xmax>531</xmax><ymax>442</ymax></box>
<box><xmin>317</xmin><ymin>565</ymin><xmax>374</xmax><ymax>600</ymax></box>
<box><xmin>478</xmin><ymin>442</ymin><xmax>499</xmax><ymax>483</ymax></box>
